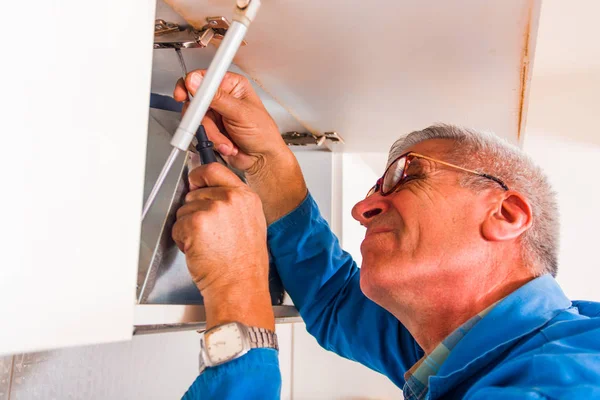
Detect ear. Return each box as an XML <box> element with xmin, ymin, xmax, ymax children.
<box><xmin>481</xmin><ymin>191</ymin><xmax>533</xmax><ymax>242</ymax></box>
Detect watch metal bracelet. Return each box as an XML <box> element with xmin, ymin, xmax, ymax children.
<box><xmin>248</xmin><ymin>326</ymin><xmax>279</xmax><ymax>351</ymax></box>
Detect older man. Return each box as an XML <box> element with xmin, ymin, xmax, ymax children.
<box><xmin>173</xmin><ymin>71</ymin><xmax>600</xmax><ymax>399</ymax></box>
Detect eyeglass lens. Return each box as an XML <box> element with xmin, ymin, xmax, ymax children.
<box><xmin>382</xmin><ymin>156</ymin><xmax>407</xmax><ymax>194</ymax></box>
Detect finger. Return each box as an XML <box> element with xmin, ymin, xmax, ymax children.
<box><xmin>202</xmin><ymin>114</ymin><xmax>238</xmax><ymax>157</ymax></box>
<box><xmin>172</xmin><ymin>220</ymin><xmax>186</xmax><ymax>252</ymax></box>
<box><xmin>184</xmin><ymin>70</ymin><xmax>258</xmax><ymax>100</ymax></box>
<box><xmin>206</xmin><ymin>110</ymin><xmax>239</xmax><ymax>156</ymax></box>
<box><xmin>218</xmin><ymin>151</ymin><xmax>255</xmax><ymax>170</ymax></box>
<box><xmin>185</xmin><ymin>71</ymin><xmax>259</xmax><ymax>119</ymax></box>
<box><xmin>176</xmin><ymin>199</ymin><xmax>212</xmax><ymax>219</ymax></box>
<box><xmin>215</xmin><ymin>143</ymin><xmax>238</xmax><ymax>158</ymax></box>
<box><xmin>207</xmin><ymin>109</ymin><xmax>226</xmax><ymax>133</ymax></box>
<box><xmin>188</xmin><ymin>163</ymin><xmax>245</xmax><ymax>189</ymax></box>
<box><xmin>173</xmin><ymin>78</ymin><xmax>189</xmax><ymax>102</ymax></box>
<box><xmin>184</xmin><ymin>187</ymin><xmax>230</xmax><ymax>203</ymax></box>
<box><xmin>172</xmin><ymin>214</ymin><xmax>201</xmax><ymax>253</ymax></box>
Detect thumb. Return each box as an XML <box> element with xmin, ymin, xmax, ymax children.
<box><xmin>185</xmin><ymin>72</ymin><xmax>204</xmax><ymax>96</ymax></box>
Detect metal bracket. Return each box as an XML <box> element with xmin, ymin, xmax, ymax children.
<box><xmin>153</xmin><ymin>17</ymin><xmax>248</xmax><ymax>49</ymax></box>
<box><xmin>154</xmin><ymin>19</ymin><xmax>180</xmax><ymax>36</ymax></box>
<box><xmin>282</xmin><ymin>131</ymin><xmax>344</xmax><ymax>147</ymax></box>
<box><xmin>205</xmin><ymin>16</ymin><xmax>241</xmax><ymax>41</ymax></box>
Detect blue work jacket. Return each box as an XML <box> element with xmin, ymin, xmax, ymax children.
<box><xmin>183</xmin><ymin>193</ymin><xmax>600</xmax><ymax>399</ymax></box>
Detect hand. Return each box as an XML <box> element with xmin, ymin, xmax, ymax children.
<box><xmin>173</xmin><ymin>162</ymin><xmax>268</xmax><ymax>292</ymax></box>
<box><xmin>173</xmin><ymin>70</ymin><xmax>286</xmax><ymax>175</ymax></box>
<box><xmin>173</xmin><ymin>71</ymin><xmax>308</xmax><ymax>224</ymax></box>
<box><xmin>172</xmin><ymin>162</ymin><xmax>274</xmax><ymax>330</ymax></box>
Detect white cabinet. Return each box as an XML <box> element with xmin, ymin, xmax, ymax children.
<box><xmin>0</xmin><ymin>0</ymin><xmax>156</xmax><ymax>355</ymax></box>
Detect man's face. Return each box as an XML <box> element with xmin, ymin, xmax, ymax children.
<box><xmin>352</xmin><ymin>139</ymin><xmax>493</xmax><ymax>302</ymax></box>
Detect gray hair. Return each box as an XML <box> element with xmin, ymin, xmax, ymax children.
<box><xmin>388</xmin><ymin>124</ymin><xmax>559</xmax><ymax>277</ymax></box>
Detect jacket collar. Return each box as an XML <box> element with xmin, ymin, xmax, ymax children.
<box><xmin>428</xmin><ymin>274</ymin><xmax>572</xmax><ymax>399</ymax></box>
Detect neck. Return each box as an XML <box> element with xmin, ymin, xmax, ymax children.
<box><xmin>389</xmin><ymin>267</ymin><xmax>535</xmax><ymax>354</ymax></box>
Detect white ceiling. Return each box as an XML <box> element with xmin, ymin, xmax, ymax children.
<box><xmin>153</xmin><ymin>0</ymin><xmax>540</xmax><ymax>152</ymax></box>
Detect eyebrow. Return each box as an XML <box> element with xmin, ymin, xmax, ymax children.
<box><xmin>407</xmin><ymin>158</ymin><xmax>427</xmax><ymax>173</ymax></box>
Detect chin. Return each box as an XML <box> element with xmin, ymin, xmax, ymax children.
<box><xmin>359</xmin><ymin>267</ymin><xmax>375</xmax><ymax>301</ymax></box>
<box><xmin>359</xmin><ymin>259</ymin><xmax>388</xmax><ymax>303</ymax></box>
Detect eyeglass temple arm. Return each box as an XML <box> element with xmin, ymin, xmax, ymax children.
<box><xmin>410</xmin><ymin>153</ymin><xmax>509</xmax><ymax>191</ymax></box>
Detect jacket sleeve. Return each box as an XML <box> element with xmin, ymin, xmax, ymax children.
<box><xmin>267</xmin><ymin>193</ymin><xmax>421</xmax><ymax>387</ymax></box>
<box><xmin>182</xmin><ymin>348</ymin><xmax>281</xmax><ymax>399</ymax></box>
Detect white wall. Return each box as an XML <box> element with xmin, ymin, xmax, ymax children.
<box><xmin>522</xmin><ymin>0</ymin><xmax>600</xmax><ymax>302</ymax></box>
<box><xmin>292</xmin><ymin>151</ymin><xmax>403</xmax><ymax>400</ymax></box>
<box><xmin>523</xmin><ymin>70</ymin><xmax>600</xmax><ymax>302</ymax></box>
<box><xmin>524</xmin><ymin>134</ymin><xmax>600</xmax><ymax>302</ymax></box>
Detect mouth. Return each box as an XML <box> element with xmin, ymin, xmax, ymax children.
<box><xmin>365</xmin><ymin>227</ymin><xmax>394</xmax><ymax>238</ymax></box>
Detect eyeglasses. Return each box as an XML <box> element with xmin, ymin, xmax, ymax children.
<box><xmin>366</xmin><ymin>151</ymin><xmax>509</xmax><ymax>198</ymax></box>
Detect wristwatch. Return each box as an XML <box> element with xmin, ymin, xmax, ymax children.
<box><xmin>198</xmin><ymin>321</ymin><xmax>278</xmax><ymax>374</ymax></box>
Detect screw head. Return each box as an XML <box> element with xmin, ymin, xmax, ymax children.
<box><xmin>210</xmin><ymin>20</ymin><xmax>218</xmax><ymax>25</ymax></box>
<box><xmin>155</xmin><ymin>24</ymin><xmax>163</xmax><ymax>30</ymax></box>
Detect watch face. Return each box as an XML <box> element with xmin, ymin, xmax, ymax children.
<box><xmin>205</xmin><ymin>323</ymin><xmax>245</xmax><ymax>365</ymax></box>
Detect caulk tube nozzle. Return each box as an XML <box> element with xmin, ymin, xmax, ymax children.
<box><xmin>195</xmin><ymin>125</ymin><xmax>218</xmax><ymax>164</ymax></box>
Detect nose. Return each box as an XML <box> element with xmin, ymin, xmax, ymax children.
<box><xmin>352</xmin><ymin>194</ymin><xmax>389</xmax><ymax>225</ymax></box>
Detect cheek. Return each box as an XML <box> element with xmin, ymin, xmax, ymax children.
<box><xmin>414</xmin><ymin>200</ymin><xmax>482</xmax><ymax>255</ymax></box>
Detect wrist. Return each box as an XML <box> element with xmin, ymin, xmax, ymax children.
<box><xmin>244</xmin><ymin>147</ymin><xmax>294</xmax><ymax>182</ymax></box>
<box><xmin>246</xmin><ymin>149</ymin><xmax>308</xmax><ymax>224</ymax></box>
<box><xmin>203</xmin><ymin>280</ymin><xmax>275</xmax><ymax>331</ymax></box>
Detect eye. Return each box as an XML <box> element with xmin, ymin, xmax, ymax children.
<box><xmin>403</xmin><ymin>174</ymin><xmax>423</xmax><ymax>183</ymax></box>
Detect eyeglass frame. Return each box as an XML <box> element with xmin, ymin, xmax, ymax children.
<box><xmin>366</xmin><ymin>151</ymin><xmax>509</xmax><ymax>198</ymax></box>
